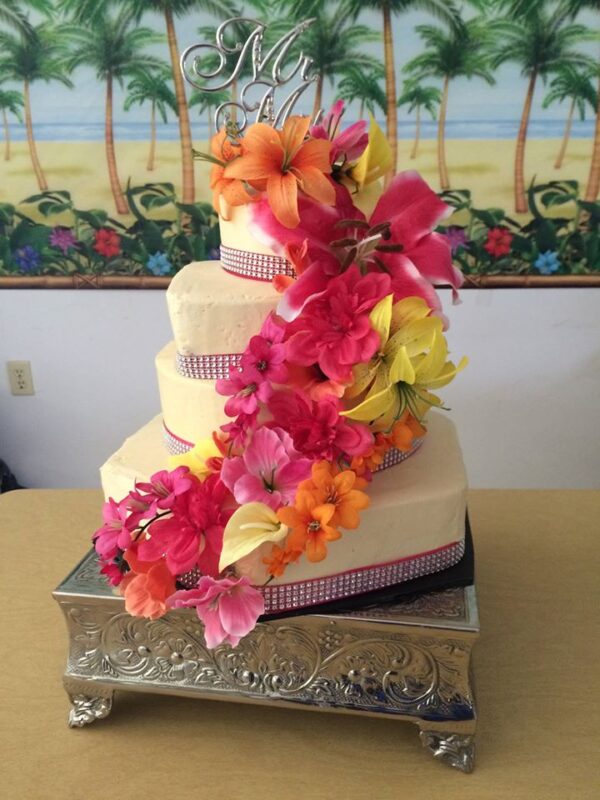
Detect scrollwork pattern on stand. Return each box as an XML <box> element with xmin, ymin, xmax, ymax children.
<box><xmin>64</xmin><ymin>604</ymin><xmax>475</xmax><ymax>720</ymax></box>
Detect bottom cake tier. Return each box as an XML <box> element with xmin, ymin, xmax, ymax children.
<box><xmin>100</xmin><ymin>411</ymin><xmax>467</xmax><ymax>612</ymax></box>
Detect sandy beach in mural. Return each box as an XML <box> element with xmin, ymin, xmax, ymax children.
<box><xmin>0</xmin><ymin>137</ymin><xmax>593</xmax><ymax>225</ymax></box>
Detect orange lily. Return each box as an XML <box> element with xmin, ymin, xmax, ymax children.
<box><xmin>297</xmin><ymin>462</ymin><xmax>370</xmax><ymax>530</ymax></box>
<box><xmin>209</xmin><ymin>129</ymin><xmax>254</xmax><ymax>213</ymax></box>
<box><xmin>224</xmin><ymin>116</ymin><xmax>335</xmax><ymax>228</ymax></box>
<box><xmin>277</xmin><ymin>493</ymin><xmax>340</xmax><ymax>562</ymax></box>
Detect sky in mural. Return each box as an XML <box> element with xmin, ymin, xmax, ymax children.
<box><xmin>13</xmin><ymin>6</ymin><xmax>599</xmax><ymax>139</ymax></box>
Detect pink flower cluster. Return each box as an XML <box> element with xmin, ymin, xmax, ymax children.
<box><xmin>93</xmin><ymin>467</ymin><xmax>264</xmax><ymax>646</ymax></box>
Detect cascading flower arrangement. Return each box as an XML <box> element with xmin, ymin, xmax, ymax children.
<box><xmin>94</xmin><ymin>103</ymin><xmax>466</xmax><ymax>650</ymax></box>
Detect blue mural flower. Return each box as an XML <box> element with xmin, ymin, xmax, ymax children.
<box><xmin>13</xmin><ymin>245</ymin><xmax>42</xmax><ymax>273</ymax></box>
<box><xmin>534</xmin><ymin>251</ymin><xmax>560</xmax><ymax>275</ymax></box>
<box><xmin>147</xmin><ymin>251</ymin><xmax>172</xmax><ymax>276</ymax></box>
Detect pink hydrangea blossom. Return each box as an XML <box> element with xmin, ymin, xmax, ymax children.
<box><xmin>216</xmin><ymin>365</ymin><xmax>273</xmax><ymax>417</ymax></box>
<box><xmin>285</xmin><ymin>265</ymin><xmax>390</xmax><ymax>383</ymax></box>
<box><xmin>311</xmin><ymin>99</ymin><xmax>369</xmax><ymax>164</ymax></box>
<box><xmin>221</xmin><ymin>426</ymin><xmax>312</xmax><ymax>510</ymax></box>
<box><xmin>135</xmin><ymin>466</ymin><xmax>193</xmax><ymax>511</ymax></box>
<box><xmin>137</xmin><ymin>474</ymin><xmax>231</xmax><ymax>577</ymax></box>
<box><xmin>241</xmin><ymin>334</ymin><xmax>288</xmax><ymax>385</ymax></box>
<box><xmin>268</xmin><ymin>390</ymin><xmax>373</xmax><ymax>462</ymax></box>
<box><xmin>168</xmin><ymin>575</ymin><xmax>265</xmax><ymax>649</ymax></box>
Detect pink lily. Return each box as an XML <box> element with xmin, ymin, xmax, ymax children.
<box><xmin>216</xmin><ymin>364</ymin><xmax>273</xmax><ymax>417</ymax></box>
<box><xmin>135</xmin><ymin>466</ymin><xmax>193</xmax><ymax>511</ymax></box>
<box><xmin>311</xmin><ymin>99</ymin><xmax>369</xmax><ymax>165</ymax></box>
<box><xmin>221</xmin><ymin>426</ymin><xmax>312</xmax><ymax>510</ymax></box>
<box><xmin>168</xmin><ymin>575</ymin><xmax>265</xmax><ymax>649</ymax></box>
<box><xmin>249</xmin><ymin>172</ymin><xmax>462</xmax><ymax>322</ymax></box>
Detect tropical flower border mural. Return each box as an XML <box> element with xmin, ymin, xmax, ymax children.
<box><xmin>0</xmin><ymin>0</ymin><xmax>598</xmax><ymax>288</ymax></box>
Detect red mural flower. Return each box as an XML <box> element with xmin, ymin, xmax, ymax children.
<box><xmin>484</xmin><ymin>227</ymin><xmax>513</xmax><ymax>258</ymax></box>
<box><xmin>94</xmin><ymin>228</ymin><xmax>121</xmax><ymax>258</ymax></box>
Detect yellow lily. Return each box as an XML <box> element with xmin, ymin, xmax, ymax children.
<box><xmin>349</xmin><ymin>115</ymin><xmax>392</xmax><ymax>189</ymax></box>
<box><xmin>219</xmin><ymin>502</ymin><xmax>289</xmax><ymax>572</ymax></box>
<box><xmin>342</xmin><ymin>295</ymin><xmax>468</xmax><ymax>432</ymax></box>
<box><xmin>168</xmin><ymin>437</ymin><xmax>222</xmax><ymax>481</ymax></box>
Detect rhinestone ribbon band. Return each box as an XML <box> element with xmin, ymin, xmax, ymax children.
<box><xmin>180</xmin><ymin>540</ymin><xmax>465</xmax><ymax>611</ymax></box>
<box><xmin>164</xmin><ymin>420</ymin><xmax>423</xmax><ymax>471</ymax></box>
<box><xmin>220</xmin><ymin>244</ymin><xmax>295</xmax><ymax>281</ymax></box>
<box><xmin>176</xmin><ymin>351</ymin><xmax>242</xmax><ymax>380</ymax></box>
<box><xmin>260</xmin><ymin>539</ymin><xmax>465</xmax><ymax>613</ymax></box>
<box><xmin>163</xmin><ymin>423</ymin><xmax>194</xmax><ymax>456</ymax></box>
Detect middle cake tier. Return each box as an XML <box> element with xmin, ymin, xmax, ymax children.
<box><xmin>156</xmin><ymin>340</ymin><xmax>226</xmax><ymax>447</ymax></box>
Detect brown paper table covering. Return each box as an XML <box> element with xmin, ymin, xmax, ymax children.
<box><xmin>0</xmin><ymin>488</ymin><xmax>598</xmax><ymax>800</ymax></box>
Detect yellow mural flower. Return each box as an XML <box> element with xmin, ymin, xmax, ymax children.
<box><xmin>342</xmin><ymin>295</ymin><xmax>467</xmax><ymax>431</ymax></box>
<box><xmin>349</xmin><ymin>115</ymin><xmax>393</xmax><ymax>189</ymax></box>
<box><xmin>168</xmin><ymin>437</ymin><xmax>222</xmax><ymax>481</ymax></box>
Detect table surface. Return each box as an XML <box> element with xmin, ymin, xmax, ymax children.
<box><xmin>1</xmin><ymin>489</ymin><xmax>598</xmax><ymax>800</ymax></box>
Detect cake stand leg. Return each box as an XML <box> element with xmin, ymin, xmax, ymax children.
<box><xmin>419</xmin><ymin>730</ymin><xmax>476</xmax><ymax>773</ymax></box>
<box><xmin>64</xmin><ymin>676</ymin><xmax>114</xmax><ymax>728</ymax></box>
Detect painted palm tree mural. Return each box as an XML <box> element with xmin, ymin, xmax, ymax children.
<box><xmin>397</xmin><ymin>81</ymin><xmax>441</xmax><ymax>159</ymax></box>
<box><xmin>0</xmin><ymin>88</ymin><xmax>24</xmax><ymax>161</ymax></box>
<box><xmin>490</xmin><ymin>6</ymin><xmax>595</xmax><ymax>212</ymax></box>
<box><xmin>543</xmin><ymin>66</ymin><xmax>597</xmax><ymax>169</ymax></box>
<box><xmin>0</xmin><ymin>0</ymin><xmax>597</xmax><ymax>286</ymax></box>
<box><xmin>124</xmin><ymin>66</ymin><xmax>178</xmax><ymax>172</ymax></box>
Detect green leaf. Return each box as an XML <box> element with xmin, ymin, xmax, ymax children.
<box><xmin>74</xmin><ymin>209</ymin><xmax>108</xmax><ymax>228</ymax></box>
<box><xmin>535</xmin><ymin>219</ymin><xmax>558</xmax><ymax>253</ymax></box>
<box><xmin>471</xmin><ymin>208</ymin><xmax>504</xmax><ymax>227</ymax></box>
<box><xmin>9</xmin><ymin>220</ymin><xmax>52</xmax><ymax>250</ymax></box>
<box><xmin>38</xmin><ymin>201</ymin><xmax>72</xmax><ymax>217</ymax></box>
<box><xmin>141</xmin><ymin>195</ymin><xmax>174</xmax><ymax>210</ymax></box>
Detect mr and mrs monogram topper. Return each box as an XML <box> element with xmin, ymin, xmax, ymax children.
<box><xmin>180</xmin><ymin>17</ymin><xmax>317</xmax><ymax>131</ymax></box>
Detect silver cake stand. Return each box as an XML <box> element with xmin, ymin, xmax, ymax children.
<box><xmin>53</xmin><ymin>550</ymin><xmax>480</xmax><ymax>773</ymax></box>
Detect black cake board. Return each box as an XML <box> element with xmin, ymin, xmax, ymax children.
<box><xmin>262</xmin><ymin>512</ymin><xmax>475</xmax><ymax>621</ymax></box>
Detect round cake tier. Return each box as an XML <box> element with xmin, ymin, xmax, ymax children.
<box><xmin>156</xmin><ymin>341</ymin><xmax>226</xmax><ymax>445</ymax></box>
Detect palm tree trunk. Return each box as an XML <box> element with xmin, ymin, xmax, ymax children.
<box><xmin>382</xmin><ymin>3</ymin><xmax>397</xmax><ymax>180</ymax></box>
<box><xmin>514</xmin><ymin>70</ymin><xmax>537</xmax><ymax>214</ymax></box>
<box><xmin>105</xmin><ymin>74</ymin><xmax>128</xmax><ymax>215</ymax></box>
<box><xmin>312</xmin><ymin>74</ymin><xmax>323</xmax><ymax>120</ymax></box>
<box><xmin>410</xmin><ymin>105</ymin><xmax>421</xmax><ymax>160</ymax></box>
<box><xmin>208</xmin><ymin>108</ymin><xmax>214</xmax><ymax>140</ymax></box>
<box><xmin>554</xmin><ymin>97</ymin><xmax>575</xmax><ymax>169</ymax></box>
<box><xmin>359</xmin><ymin>99</ymin><xmax>365</xmax><ymax>119</ymax></box>
<box><xmin>23</xmin><ymin>79</ymin><xmax>47</xmax><ymax>190</ymax></box>
<box><xmin>164</xmin><ymin>7</ymin><xmax>195</xmax><ymax>205</ymax></box>
<box><xmin>437</xmin><ymin>77</ymin><xmax>450</xmax><ymax>190</ymax></box>
<box><xmin>147</xmin><ymin>101</ymin><xmax>156</xmax><ymax>171</ymax></box>
<box><xmin>584</xmin><ymin>71</ymin><xmax>600</xmax><ymax>202</ymax></box>
<box><xmin>2</xmin><ymin>109</ymin><xmax>10</xmax><ymax>161</ymax></box>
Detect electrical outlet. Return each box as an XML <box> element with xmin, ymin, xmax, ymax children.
<box><xmin>7</xmin><ymin>361</ymin><xmax>35</xmax><ymax>396</ymax></box>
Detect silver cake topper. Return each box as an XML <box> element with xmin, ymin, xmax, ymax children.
<box><xmin>180</xmin><ymin>17</ymin><xmax>317</xmax><ymax>132</ymax></box>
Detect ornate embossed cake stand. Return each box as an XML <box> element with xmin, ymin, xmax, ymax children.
<box><xmin>53</xmin><ymin>550</ymin><xmax>480</xmax><ymax>773</ymax></box>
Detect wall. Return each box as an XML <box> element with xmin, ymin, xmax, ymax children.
<box><xmin>0</xmin><ymin>288</ymin><xmax>599</xmax><ymax>490</ymax></box>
